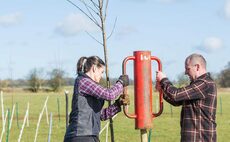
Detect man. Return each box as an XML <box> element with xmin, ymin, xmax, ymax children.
<box><xmin>156</xmin><ymin>53</ymin><xmax>217</xmax><ymax>142</ymax></box>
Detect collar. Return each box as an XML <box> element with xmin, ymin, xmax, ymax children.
<box><xmin>197</xmin><ymin>72</ymin><xmax>210</xmax><ymax>80</ymax></box>
<box><xmin>191</xmin><ymin>72</ymin><xmax>210</xmax><ymax>83</ymax></box>
<box><xmin>78</xmin><ymin>72</ymin><xmax>98</xmax><ymax>84</ymax></box>
<box><xmin>78</xmin><ymin>72</ymin><xmax>90</xmax><ymax>78</ymax></box>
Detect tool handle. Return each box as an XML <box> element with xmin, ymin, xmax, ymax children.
<box><xmin>122</xmin><ymin>56</ymin><xmax>137</xmax><ymax>119</ymax></box>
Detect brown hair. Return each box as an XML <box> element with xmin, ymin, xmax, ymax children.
<box><xmin>77</xmin><ymin>56</ymin><xmax>105</xmax><ymax>74</ymax></box>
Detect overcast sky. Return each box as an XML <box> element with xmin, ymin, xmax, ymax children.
<box><xmin>0</xmin><ymin>0</ymin><xmax>230</xmax><ymax>80</ymax></box>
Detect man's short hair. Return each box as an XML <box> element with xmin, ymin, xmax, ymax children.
<box><xmin>185</xmin><ymin>53</ymin><xmax>207</xmax><ymax>69</ymax></box>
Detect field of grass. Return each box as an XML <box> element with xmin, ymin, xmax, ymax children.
<box><xmin>0</xmin><ymin>86</ymin><xmax>229</xmax><ymax>142</ymax></box>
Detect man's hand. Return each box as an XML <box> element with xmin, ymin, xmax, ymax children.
<box><xmin>156</xmin><ymin>71</ymin><xmax>167</xmax><ymax>82</ymax></box>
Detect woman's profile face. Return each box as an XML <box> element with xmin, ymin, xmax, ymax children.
<box><xmin>94</xmin><ymin>65</ymin><xmax>105</xmax><ymax>83</ymax></box>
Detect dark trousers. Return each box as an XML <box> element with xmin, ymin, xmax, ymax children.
<box><xmin>64</xmin><ymin>136</ymin><xmax>100</xmax><ymax>142</ymax></box>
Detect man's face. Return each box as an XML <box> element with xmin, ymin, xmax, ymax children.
<box><xmin>185</xmin><ymin>61</ymin><xmax>197</xmax><ymax>81</ymax></box>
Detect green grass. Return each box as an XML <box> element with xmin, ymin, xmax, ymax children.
<box><xmin>0</xmin><ymin>87</ymin><xmax>229</xmax><ymax>142</ymax></box>
<box><xmin>0</xmin><ymin>91</ymin><xmax>67</xmax><ymax>142</ymax></box>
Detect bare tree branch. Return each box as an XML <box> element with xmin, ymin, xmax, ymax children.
<box><xmin>99</xmin><ymin>0</ymin><xmax>103</xmax><ymax>9</ymax></box>
<box><xmin>80</xmin><ymin>0</ymin><xmax>100</xmax><ymax>16</ymax></box>
<box><xmin>81</xmin><ymin>0</ymin><xmax>100</xmax><ymax>26</ymax></box>
<box><xmin>98</xmin><ymin>0</ymin><xmax>102</xmax><ymax>10</ymax></box>
<box><xmin>85</xmin><ymin>31</ymin><xmax>103</xmax><ymax>45</ymax></box>
<box><xmin>107</xmin><ymin>17</ymin><xmax>117</xmax><ymax>40</ymax></box>
<box><xmin>66</xmin><ymin>0</ymin><xmax>101</xmax><ymax>28</ymax></box>
<box><xmin>90</xmin><ymin>0</ymin><xmax>99</xmax><ymax>10</ymax></box>
<box><xmin>104</xmin><ymin>0</ymin><xmax>109</xmax><ymax>20</ymax></box>
<box><xmin>98</xmin><ymin>0</ymin><xmax>104</xmax><ymax>28</ymax></box>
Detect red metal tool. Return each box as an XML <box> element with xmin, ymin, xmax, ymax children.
<box><xmin>122</xmin><ymin>51</ymin><xmax>163</xmax><ymax>129</ymax></box>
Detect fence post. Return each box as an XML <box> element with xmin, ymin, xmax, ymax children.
<box><xmin>170</xmin><ymin>105</ymin><xmax>173</xmax><ymax>117</ymax></box>
<box><xmin>220</xmin><ymin>96</ymin><xmax>222</xmax><ymax>116</ymax></box>
<box><xmin>18</xmin><ymin>107</ymin><xmax>29</xmax><ymax>142</ymax></box>
<box><xmin>34</xmin><ymin>96</ymin><xmax>49</xmax><ymax>142</ymax></box>
<box><xmin>1</xmin><ymin>91</ymin><xmax>5</xmax><ymax>132</ymax></box>
<box><xmin>16</xmin><ymin>102</ymin><xmax>20</xmax><ymax>129</ymax></box>
<box><xmin>57</xmin><ymin>98</ymin><xmax>60</xmax><ymax>123</ymax></box>
<box><xmin>9</xmin><ymin>104</ymin><xmax>15</xmax><ymax>130</ymax></box>
<box><xmin>27</xmin><ymin>102</ymin><xmax>30</xmax><ymax>127</ymax></box>
<box><xmin>65</xmin><ymin>90</ymin><xmax>69</xmax><ymax>129</ymax></box>
<box><xmin>47</xmin><ymin>112</ymin><xmax>53</xmax><ymax>142</ymax></box>
<box><xmin>0</xmin><ymin>109</ymin><xmax>8</xmax><ymax>142</ymax></box>
<box><xmin>6</xmin><ymin>108</ymin><xmax>10</xmax><ymax>142</ymax></box>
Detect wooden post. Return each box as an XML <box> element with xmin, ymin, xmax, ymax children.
<box><xmin>140</xmin><ymin>129</ymin><xmax>148</xmax><ymax>142</ymax></box>
<box><xmin>220</xmin><ymin>96</ymin><xmax>222</xmax><ymax>116</ymax></box>
<box><xmin>65</xmin><ymin>90</ymin><xmax>69</xmax><ymax>129</ymax></box>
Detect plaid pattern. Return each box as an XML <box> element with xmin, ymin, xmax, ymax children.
<box><xmin>160</xmin><ymin>73</ymin><xmax>217</xmax><ymax>142</ymax></box>
<box><xmin>79</xmin><ymin>76</ymin><xmax>123</xmax><ymax>120</ymax></box>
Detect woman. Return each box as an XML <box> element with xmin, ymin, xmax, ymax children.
<box><xmin>64</xmin><ymin>56</ymin><xmax>129</xmax><ymax>142</ymax></box>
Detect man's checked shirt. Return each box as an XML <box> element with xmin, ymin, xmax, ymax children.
<box><xmin>160</xmin><ymin>73</ymin><xmax>217</xmax><ymax>142</ymax></box>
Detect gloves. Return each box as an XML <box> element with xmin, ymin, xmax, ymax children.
<box><xmin>115</xmin><ymin>94</ymin><xmax>130</xmax><ymax>106</ymax></box>
<box><xmin>117</xmin><ymin>75</ymin><xmax>129</xmax><ymax>87</ymax></box>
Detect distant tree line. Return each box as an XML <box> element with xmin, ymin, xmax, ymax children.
<box><xmin>0</xmin><ymin>62</ymin><xmax>229</xmax><ymax>92</ymax></box>
<box><xmin>0</xmin><ymin>68</ymin><xmax>75</xmax><ymax>92</ymax></box>
<box><xmin>0</xmin><ymin>67</ymin><xmax>133</xmax><ymax>93</ymax></box>
<box><xmin>216</xmin><ymin>62</ymin><xmax>230</xmax><ymax>88</ymax></box>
